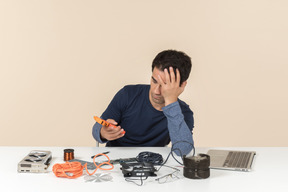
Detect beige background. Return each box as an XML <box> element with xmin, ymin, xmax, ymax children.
<box><xmin>0</xmin><ymin>0</ymin><xmax>287</xmax><ymax>147</ymax></box>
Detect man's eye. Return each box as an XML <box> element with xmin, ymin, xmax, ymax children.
<box><xmin>152</xmin><ymin>77</ymin><xmax>157</xmax><ymax>84</ymax></box>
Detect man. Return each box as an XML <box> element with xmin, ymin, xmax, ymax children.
<box><xmin>92</xmin><ymin>50</ymin><xmax>194</xmax><ymax>156</ymax></box>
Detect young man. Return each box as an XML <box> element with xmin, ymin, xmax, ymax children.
<box><xmin>92</xmin><ymin>50</ymin><xmax>194</xmax><ymax>156</ymax></box>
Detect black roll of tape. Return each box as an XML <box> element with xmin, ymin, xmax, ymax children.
<box><xmin>183</xmin><ymin>153</ymin><xmax>210</xmax><ymax>179</ymax></box>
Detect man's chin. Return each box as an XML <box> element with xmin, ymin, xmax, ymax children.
<box><xmin>152</xmin><ymin>98</ymin><xmax>164</xmax><ymax>104</ymax></box>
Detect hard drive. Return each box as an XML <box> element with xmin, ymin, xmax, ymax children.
<box><xmin>18</xmin><ymin>150</ymin><xmax>52</xmax><ymax>173</ymax></box>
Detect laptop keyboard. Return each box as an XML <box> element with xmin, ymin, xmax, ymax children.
<box><xmin>223</xmin><ymin>151</ymin><xmax>252</xmax><ymax>168</ymax></box>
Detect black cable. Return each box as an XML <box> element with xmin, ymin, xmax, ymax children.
<box><xmin>135</xmin><ymin>141</ymin><xmax>195</xmax><ymax>172</ymax></box>
<box><xmin>123</xmin><ymin>141</ymin><xmax>195</xmax><ymax>186</ymax></box>
<box><xmin>136</xmin><ymin>151</ymin><xmax>163</xmax><ymax>165</ymax></box>
<box><xmin>158</xmin><ymin>140</ymin><xmax>195</xmax><ymax>170</ymax></box>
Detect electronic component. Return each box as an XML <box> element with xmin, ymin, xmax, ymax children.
<box><xmin>109</xmin><ymin>157</ymin><xmax>137</xmax><ymax>164</ymax></box>
<box><xmin>64</xmin><ymin>148</ymin><xmax>74</xmax><ymax>161</ymax></box>
<box><xmin>120</xmin><ymin>162</ymin><xmax>157</xmax><ymax>177</ymax></box>
<box><xmin>183</xmin><ymin>153</ymin><xmax>210</xmax><ymax>179</ymax></box>
<box><xmin>136</xmin><ymin>151</ymin><xmax>163</xmax><ymax>165</ymax></box>
<box><xmin>18</xmin><ymin>150</ymin><xmax>52</xmax><ymax>173</ymax></box>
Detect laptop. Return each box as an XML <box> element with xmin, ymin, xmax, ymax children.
<box><xmin>207</xmin><ymin>149</ymin><xmax>256</xmax><ymax>172</ymax></box>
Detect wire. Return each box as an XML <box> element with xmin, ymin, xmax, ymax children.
<box><xmin>123</xmin><ymin>141</ymin><xmax>194</xmax><ymax>186</ymax></box>
<box><xmin>52</xmin><ymin>161</ymin><xmax>84</xmax><ymax>179</ymax></box>
<box><xmin>157</xmin><ymin>141</ymin><xmax>195</xmax><ymax>171</ymax></box>
<box><xmin>84</xmin><ymin>153</ymin><xmax>114</xmax><ymax>175</ymax></box>
<box><xmin>53</xmin><ymin>153</ymin><xmax>114</xmax><ymax>179</ymax></box>
<box><xmin>136</xmin><ymin>151</ymin><xmax>163</xmax><ymax>165</ymax></box>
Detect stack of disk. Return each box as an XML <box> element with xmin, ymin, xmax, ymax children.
<box><xmin>183</xmin><ymin>154</ymin><xmax>210</xmax><ymax>179</ymax></box>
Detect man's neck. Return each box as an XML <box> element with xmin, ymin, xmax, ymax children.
<box><xmin>152</xmin><ymin>103</ymin><xmax>163</xmax><ymax>111</ymax></box>
<box><xmin>149</xmin><ymin>95</ymin><xmax>164</xmax><ymax>111</ymax></box>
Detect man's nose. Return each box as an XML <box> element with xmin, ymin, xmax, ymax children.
<box><xmin>154</xmin><ymin>85</ymin><xmax>161</xmax><ymax>94</ymax></box>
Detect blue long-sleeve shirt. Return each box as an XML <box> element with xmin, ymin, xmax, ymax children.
<box><xmin>92</xmin><ymin>84</ymin><xmax>194</xmax><ymax>155</ymax></box>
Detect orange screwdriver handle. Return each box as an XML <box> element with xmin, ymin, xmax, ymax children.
<box><xmin>94</xmin><ymin>116</ymin><xmax>125</xmax><ymax>134</ymax></box>
<box><xmin>94</xmin><ymin>116</ymin><xmax>116</xmax><ymax>128</ymax></box>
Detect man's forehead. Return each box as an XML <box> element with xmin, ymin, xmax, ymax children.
<box><xmin>151</xmin><ymin>69</ymin><xmax>167</xmax><ymax>83</ymax></box>
<box><xmin>152</xmin><ymin>69</ymin><xmax>164</xmax><ymax>78</ymax></box>
<box><xmin>152</xmin><ymin>67</ymin><xmax>164</xmax><ymax>75</ymax></box>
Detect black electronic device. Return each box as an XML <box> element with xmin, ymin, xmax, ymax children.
<box><xmin>183</xmin><ymin>153</ymin><xmax>210</xmax><ymax>179</ymax></box>
<box><xmin>120</xmin><ymin>162</ymin><xmax>157</xmax><ymax>177</ymax></box>
<box><xmin>136</xmin><ymin>151</ymin><xmax>163</xmax><ymax>165</ymax></box>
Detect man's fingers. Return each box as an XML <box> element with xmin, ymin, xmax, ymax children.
<box><xmin>157</xmin><ymin>73</ymin><xmax>165</xmax><ymax>85</ymax></box>
<box><xmin>176</xmin><ymin>68</ymin><xmax>181</xmax><ymax>85</ymax></box>
<box><xmin>164</xmin><ymin>68</ymin><xmax>171</xmax><ymax>83</ymax></box>
<box><xmin>105</xmin><ymin>125</ymin><xmax>121</xmax><ymax>132</ymax></box>
<box><xmin>101</xmin><ymin>125</ymin><xmax>124</xmax><ymax>140</ymax></box>
<box><xmin>169</xmin><ymin>67</ymin><xmax>176</xmax><ymax>83</ymax></box>
<box><xmin>106</xmin><ymin>119</ymin><xmax>117</xmax><ymax>125</ymax></box>
<box><xmin>107</xmin><ymin>129</ymin><xmax>125</xmax><ymax>140</ymax></box>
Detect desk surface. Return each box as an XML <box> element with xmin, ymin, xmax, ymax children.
<box><xmin>1</xmin><ymin>147</ymin><xmax>288</xmax><ymax>191</ymax></box>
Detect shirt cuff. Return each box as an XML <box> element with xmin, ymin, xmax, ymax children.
<box><xmin>162</xmin><ymin>101</ymin><xmax>182</xmax><ymax>117</ymax></box>
<box><xmin>93</xmin><ymin>123</ymin><xmax>108</xmax><ymax>144</ymax></box>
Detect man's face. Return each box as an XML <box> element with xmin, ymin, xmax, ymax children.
<box><xmin>149</xmin><ymin>67</ymin><xmax>166</xmax><ymax>107</ymax></box>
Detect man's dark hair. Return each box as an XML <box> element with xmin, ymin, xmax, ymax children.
<box><xmin>152</xmin><ymin>50</ymin><xmax>192</xmax><ymax>85</ymax></box>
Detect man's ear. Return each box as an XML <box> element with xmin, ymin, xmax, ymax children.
<box><xmin>180</xmin><ymin>81</ymin><xmax>187</xmax><ymax>87</ymax></box>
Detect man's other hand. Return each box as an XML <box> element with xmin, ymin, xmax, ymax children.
<box><xmin>156</xmin><ymin>67</ymin><xmax>187</xmax><ymax>106</ymax></box>
<box><xmin>100</xmin><ymin>119</ymin><xmax>125</xmax><ymax>141</ymax></box>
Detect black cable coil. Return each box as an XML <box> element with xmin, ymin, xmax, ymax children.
<box><xmin>136</xmin><ymin>151</ymin><xmax>163</xmax><ymax>165</ymax></box>
<box><xmin>183</xmin><ymin>153</ymin><xmax>210</xmax><ymax>179</ymax></box>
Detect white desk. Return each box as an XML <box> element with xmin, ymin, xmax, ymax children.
<box><xmin>1</xmin><ymin>147</ymin><xmax>288</xmax><ymax>191</ymax></box>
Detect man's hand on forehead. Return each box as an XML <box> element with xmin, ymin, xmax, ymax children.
<box><xmin>156</xmin><ymin>66</ymin><xmax>186</xmax><ymax>106</ymax></box>
<box><xmin>166</xmin><ymin>66</ymin><xmax>179</xmax><ymax>84</ymax></box>
<box><xmin>156</xmin><ymin>66</ymin><xmax>179</xmax><ymax>85</ymax></box>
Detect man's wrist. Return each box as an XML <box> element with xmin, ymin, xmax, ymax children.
<box><xmin>100</xmin><ymin>128</ymin><xmax>108</xmax><ymax>142</ymax></box>
<box><xmin>165</xmin><ymin>98</ymin><xmax>178</xmax><ymax>106</ymax></box>
<box><xmin>163</xmin><ymin>101</ymin><xmax>179</xmax><ymax>111</ymax></box>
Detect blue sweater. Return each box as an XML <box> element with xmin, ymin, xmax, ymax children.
<box><xmin>92</xmin><ymin>84</ymin><xmax>194</xmax><ymax>155</ymax></box>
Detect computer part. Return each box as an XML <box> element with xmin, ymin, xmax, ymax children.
<box><xmin>120</xmin><ymin>162</ymin><xmax>157</xmax><ymax>177</ymax></box>
<box><xmin>207</xmin><ymin>149</ymin><xmax>256</xmax><ymax>171</ymax></box>
<box><xmin>18</xmin><ymin>150</ymin><xmax>52</xmax><ymax>173</ymax></box>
